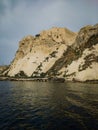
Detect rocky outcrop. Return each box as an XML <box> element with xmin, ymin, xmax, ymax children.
<box><xmin>7</xmin><ymin>27</ymin><xmax>76</xmax><ymax>77</ymax></box>
<box><xmin>0</xmin><ymin>65</ymin><xmax>9</xmax><ymax>76</ymax></box>
<box><xmin>56</xmin><ymin>24</ymin><xmax>98</xmax><ymax>81</ymax></box>
<box><xmin>3</xmin><ymin>24</ymin><xmax>98</xmax><ymax>82</ymax></box>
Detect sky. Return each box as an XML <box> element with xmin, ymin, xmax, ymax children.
<box><xmin>0</xmin><ymin>0</ymin><xmax>98</xmax><ymax>65</ymax></box>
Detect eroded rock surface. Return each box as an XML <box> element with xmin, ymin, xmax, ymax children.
<box><xmin>3</xmin><ymin>24</ymin><xmax>98</xmax><ymax>82</ymax></box>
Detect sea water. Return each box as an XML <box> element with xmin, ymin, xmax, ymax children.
<box><xmin>0</xmin><ymin>81</ymin><xmax>98</xmax><ymax>130</ymax></box>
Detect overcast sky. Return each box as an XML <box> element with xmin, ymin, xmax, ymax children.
<box><xmin>0</xmin><ymin>0</ymin><xmax>98</xmax><ymax>65</ymax></box>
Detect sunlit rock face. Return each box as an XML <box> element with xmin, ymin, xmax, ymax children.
<box><xmin>56</xmin><ymin>24</ymin><xmax>98</xmax><ymax>81</ymax></box>
<box><xmin>5</xmin><ymin>24</ymin><xmax>98</xmax><ymax>81</ymax></box>
<box><xmin>7</xmin><ymin>27</ymin><xmax>76</xmax><ymax>77</ymax></box>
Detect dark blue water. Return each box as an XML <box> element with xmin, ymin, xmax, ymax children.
<box><xmin>0</xmin><ymin>81</ymin><xmax>98</xmax><ymax>130</ymax></box>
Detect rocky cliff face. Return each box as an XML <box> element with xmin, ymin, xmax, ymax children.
<box><xmin>4</xmin><ymin>24</ymin><xmax>98</xmax><ymax>81</ymax></box>
<box><xmin>55</xmin><ymin>24</ymin><xmax>98</xmax><ymax>81</ymax></box>
<box><xmin>0</xmin><ymin>66</ymin><xmax>9</xmax><ymax>76</ymax></box>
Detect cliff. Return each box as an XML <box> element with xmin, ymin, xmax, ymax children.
<box><xmin>0</xmin><ymin>66</ymin><xmax>9</xmax><ymax>76</ymax></box>
<box><xmin>3</xmin><ymin>24</ymin><xmax>98</xmax><ymax>82</ymax></box>
<box><xmin>53</xmin><ymin>24</ymin><xmax>98</xmax><ymax>81</ymax></box>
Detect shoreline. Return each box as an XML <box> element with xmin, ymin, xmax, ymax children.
<box><xmin>0</xmin><ymin>77</ymin><xmax>48</xmax><ymax>82</ymax></box>
<box><xmin>0</xmin><ymin>77</ymin><xmax>98</xmax><ymax>84</ymax></box>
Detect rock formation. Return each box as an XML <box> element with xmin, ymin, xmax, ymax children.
<box><xmin>2</xmin><ymin>24</ymin><xmax>98</xmax><ymax>82</ymax></box>
<box><xmin>0</xmin><ymin>66</ymin><xmax>9</xmax><ymax>76</ymax></box>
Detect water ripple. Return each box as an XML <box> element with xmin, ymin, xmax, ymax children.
<box><xmin>0</xmin><ymin>81</ymin><xmax>98</xmax><ymax>130</ymax></box>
